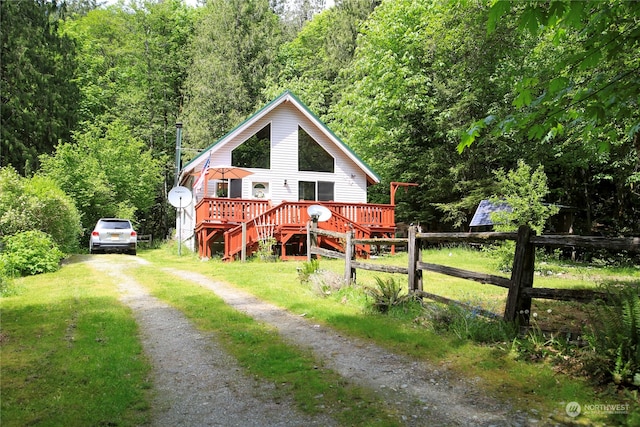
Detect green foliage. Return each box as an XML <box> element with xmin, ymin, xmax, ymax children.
<box><xmin>0</xmin><ymin>0</ymin><xmax>80</xmax><ymax>174</ymax></box>
<box><xmin>583</xmin><ymin>286</ymin><xmax>640</xmax><ymax>386</ymax></box>
<box><xmin>330</xmin><ymin>0</ymin><xmax>527</xmax><ymax>226</ymax></box>
<box><xmin>0</xmin><ymin>167</ymin><xmax>82</xmax><ymax>253</ymax></box>
<box><xmin>62</xmin><ymin>2</ymin><xmax>194</xmax><ymax>155</ymax></box>
<box><xmin>490</xmin><ymin>160</ymin><xmax>559</xmax><ymax>234</ymax></box>
<box><xmin>264</xmin><ymin>0</ymin><xmax>377</xmax><ymax>117</ymax></box>
<box><xmin>39</xmin><ymin>121</ymin><xmax>165</xmax><ymax>233</ymax></box>
<box><xmin>182</xmin><ymin>0</ymin><xmax>284</xmax><ymax>150</ymax></box>
<box><xmin>0</xmin><ymin>231</ymin><xmax>64</xmax><ymax>277</ymax></box>
<box><xmin>297</xmin><ymin>258</ymin><xmax>320</xmax><ymax>283</ymax></box>
<box><xmin>255</xmin><ymin>237</ymin><xmax>277</xmax><ymax>261</ymax></box>
<box><xmin>427</xmin><ymin>302</ymin><xmax>517</xmax><ymax>343</ymax></box>
<box><xmin>461</xmin><ymin>0</ymin><xmax>640</xmax><ymax>233</ymax></box>
<box><xmin>364</xmin><ymin>276</ymin><xmax>414</xmax><ymax>313</ymax></box>
<box><xmin>475</xmin><ymin>0</ymin><xmax>640</xmax><ymax>153</ymax></box>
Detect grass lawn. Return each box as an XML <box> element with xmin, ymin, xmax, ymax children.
<box><xmin>0</xmin><ymin>259</ymin><xmax>151</xmax><ymax>427</ymax></box>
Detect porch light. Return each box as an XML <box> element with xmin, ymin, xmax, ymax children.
<box><xmin>284</xmin><ymin>179</ymin><xmax>288</xmax><ymax>186</ymax></box>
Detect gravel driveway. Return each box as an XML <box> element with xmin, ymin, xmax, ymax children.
<box><xmin>86</xmin><ymin>255</ymin><xmax>543</xmax><ymax>427</ymax></box>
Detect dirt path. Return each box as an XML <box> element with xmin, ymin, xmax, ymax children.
<box><xmin>87</xmin><ymin>256</ymin><xmax>334</xmax><ymax>427</ymax></box>
<box><xmin>86</xmin><ymin>255</ymin><xmax>541</xmax><ymax>426</ymax></box>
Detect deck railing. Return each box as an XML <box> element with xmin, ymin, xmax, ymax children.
<box><xmin>195</xmin><ymin>198</ymin><xmax>271</xmax><ymax>223</ymax></box>
<box><xmin>210</xmin><ymin>200</ymin><xmax>395</xmax><ymax>259</ymax></box>
<box><xmin>195</xmin><ymin>198</ymin><xmax>395</xmax><ymax>228</ymax></box>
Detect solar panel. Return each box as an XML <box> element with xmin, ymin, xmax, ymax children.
<box><xmin>469</xmin><ymin>200</ymin><xmax>512</xmax><ymax>227</ymax></box>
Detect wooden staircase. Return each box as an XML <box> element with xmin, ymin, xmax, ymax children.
<box><xmin>223</xmin><ymin>202</ymin><xmax>372</xmax><ymax>260</ymax></box>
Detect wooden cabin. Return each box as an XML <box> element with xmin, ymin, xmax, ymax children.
<box><xmin>177</xmin><ymin>91</ymin><xmax>395</xmax><ymax>260</ymax></box>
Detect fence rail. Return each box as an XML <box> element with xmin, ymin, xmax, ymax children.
<box><xmin>308</xmin><ymin>225</ymin><xmax>640</xmax><ymax>324</ymax></box>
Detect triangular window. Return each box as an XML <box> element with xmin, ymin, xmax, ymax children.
<box><xmin>298</xmin><ymin>126</ymin><xmax>334</xmax><ymax>173</ymax></box>
<box><xmin>232</xmin><ymin>124</ymin><xmax>271</xmax><ymax>169</ymax></box>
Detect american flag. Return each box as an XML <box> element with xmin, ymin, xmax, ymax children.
<box><xmin>194</xmin><ymin>156</ymin><xmax>210</xmax><ymax>192</ymax></box>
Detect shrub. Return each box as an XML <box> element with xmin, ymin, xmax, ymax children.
<box><xmin>426</xmin><ymin>302</ymin><xmax>517</xmax><ymax>343</ymax></box>
<box><xmin>582</xmin><ymin>285</ymin><xmax>640</xmax><ymax>386</ymax></box>
<box><xmin>255</xmin><ymin>237</ymin><xmax>277</xmax><ymax>261</ymax></box>
<box><xmin>365</xmin><ymin>276</ymin><xmax>416</xmax><ymax>313</ymax></box>
<box><xmin>297</xmin><ymin>259</ymin><xmax>320</xmax><ymax>283</ymax></box>
<box><xmin>0</xmin><ymin>231</ymin><xmax>64</xmax><ymax>277</ymax></box>
<box><xmin>0</xmin><ymin>166</ymin><xmax>82</xmax><ymax>253</ymax></box>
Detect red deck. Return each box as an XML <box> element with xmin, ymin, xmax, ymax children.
<box><xmin>194</xmin><ymin>198</ymin><xmax>396</xmax><ymax>260</ymax></box>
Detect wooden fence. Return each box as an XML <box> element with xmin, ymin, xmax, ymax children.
<box><xmin>308</xmin><ymin>224</ymin><xmax>640</xmax><ymax>325</ymax></box>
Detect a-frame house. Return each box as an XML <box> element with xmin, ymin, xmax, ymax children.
<box><xmin>177</xmin><ymin>91</ymin><xmax>395</xmax><ymax>260</ymax></box>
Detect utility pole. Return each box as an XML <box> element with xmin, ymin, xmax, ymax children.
<box><xmin>174</xmin><ymin>122</ymin><xmax>183</xmax><ymax>186</ymax></box>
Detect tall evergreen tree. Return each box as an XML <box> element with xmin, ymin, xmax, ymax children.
<box><xmin>264</xmin><ymin>0</ymin><xmax>379</xmax><ymax>117</ymax></box>
<box><xmin>181</xmin><ymin>0</ymin><xmax>284</xmax><ymax>153</ymax></box>
<box><xmin>1</xmin><ymin>0</ymin><xmax>80</xmax><ymax>175</ymax></box>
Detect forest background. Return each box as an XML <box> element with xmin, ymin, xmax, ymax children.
<box><xmin>1</xmin><ymin>0</ymin><xmax>639</xmax><ymax>249</ymax></box>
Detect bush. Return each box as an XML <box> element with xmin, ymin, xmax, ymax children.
<box><xmin>365</xmin><ymin>276</ymin><xmax>416</xmax><ymax>313</ymax></box>
<box><xmin>297</xmin><ymin>259</ymin><xmax>320</xmax><ymax>283</ymax></box>
<box><xmin>0</xmin><ymin>231</ymin><xmax>64</xmax><ymax>277</ymax></box>
<box><xmin>0</xmin><ymin>166</ymin><xmax>82</xmax><ymax>253</ymax></box>
<box><xmin>582</xmin><ymin>285</ymin><xmax>640</xmax><ymax>386</ymax></box>
<box><xmin>426</xmin><ymin>302</ymin><xmax>517</xmax><ymax>343</ymax></box>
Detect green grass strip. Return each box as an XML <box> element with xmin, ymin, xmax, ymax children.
<box><xmin>130</xmin><ymin>264</ymin><xmax>403</xmax><ymax>426</ymax></box>
<box><xmin>1</xmin><ymin>261</ymin><xmax>151</xmax><ymax>427</ymax></box>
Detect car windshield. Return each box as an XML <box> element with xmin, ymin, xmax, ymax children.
<box><xmin>98</xmin><ymin>220</ymin><xmax>131</xmax><ymax>230</ymax></box>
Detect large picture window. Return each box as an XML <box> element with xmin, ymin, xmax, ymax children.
<box><xmin>232</xmin><ymin>124</ymin><xmax>271</xmax><ymax>169</ymax></box>
<box><xmin>298</xmin><ymin>126</ymin><xmax>334</xmax><ymax>172</ymax></box>
<box><xmin>299</xmin><ymin>181</ymin><xmax>334</xmax><ymax>201</ymax></box>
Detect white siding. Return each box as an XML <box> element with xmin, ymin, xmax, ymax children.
<box><xmin>196</xmin><ymin>102</ymin><xmax>369</xmax><ymax>206</ymax></box>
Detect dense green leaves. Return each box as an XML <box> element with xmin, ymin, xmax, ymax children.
<box><xmin>0</xmin><ymin>231</ymin><xmax>64</xmax><ymax>277</ymax></box>
<box><xmin>490</xmin><ymin>160</ymin><xmax>559</xmax><ymax>234</ymax></box>
<box><xmin>330</xmin><ymin>0</ymin><xmax>525</xmax><ymax>227</ymax></box>
<box><xmin>1</xmin><ymin>0</ymin><xmax>80</xmax><ymax>174</ymax></box>
<box><xmin>264</xmin><ymin>0</ymin><xmax>378</xmax><ymax>117</ymax></box>
<box><xmin>39</xmin><ymin>121</ymin><xmax>165</xmax><ymax>234</ymax></box>
<box><xmin>0</xmin><ymin>167</ymin><xmax>82</xmax><ymax>253</ymax></box>
<box><xmin>182</xmin><ymin>0</ymin><xmax>284</xmax><ymax>153</ymax></box>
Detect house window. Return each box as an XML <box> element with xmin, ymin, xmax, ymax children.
<box><xmin>299</xmin><ymin>181</ymin><xmax>315</xmax><ymax>201</ymax></box>
<box><xmin>229</xmin><ymin>179</ymin><xmax>242</xmax><ymax>198</ymax></box>
<box><xmin>298</xmin><ymin>126</ymin><xmax>334</xmax><ymax>173</ymax></box>
<box><xmin>318</xmin><ymin>181</ymin><xmax>334</xmax><ymax>201</ymax></box>
<box><xmin>232</xmin><ymin>123</ymin><xmax>271</xmax><ymax>169</ymax></box>
<box><xmin>299</xmin><ymin>181</ymin><xmax>334</xmax><ymax>201</ymax></box>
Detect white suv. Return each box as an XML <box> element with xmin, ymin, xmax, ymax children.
<box><xmin>89</xmin><ymin>218</ymin><xmax>137</xmax><ymax>255</ymax></box>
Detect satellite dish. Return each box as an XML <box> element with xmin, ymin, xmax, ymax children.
<box><xmin>168</xmin><ymin>186</ymin><xmax>192</xmax><ymax>208</ymax></box>
<box><xmin>307</xmin><ymin>205</ymin><xmax>332</xmax><ymax>222</ymax></box>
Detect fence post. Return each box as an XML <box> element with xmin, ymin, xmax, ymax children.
<box><xmin>307</xmin><ymin>219</ymin><xmax>318</xmax><ymax>261</ymax></box>
<box><xmin>407</xmin><ymin>226</ymin><xmax>422</xmax><ymax>292</ymax></box>
<box><xmin>504</xmin><ymin>225</ymin><xmax>535</xmax><ymax>324</ymax></box>
<box><xmin>344</xmin><ymin>230</ymin><xmax>355</xmax><ymax>284</ymax></box>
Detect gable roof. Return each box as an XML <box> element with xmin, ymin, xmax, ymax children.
<box><xmin>179</xmin><ymin>90</ymin><xmax>380</xmax><ymax>184</ymax></box>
